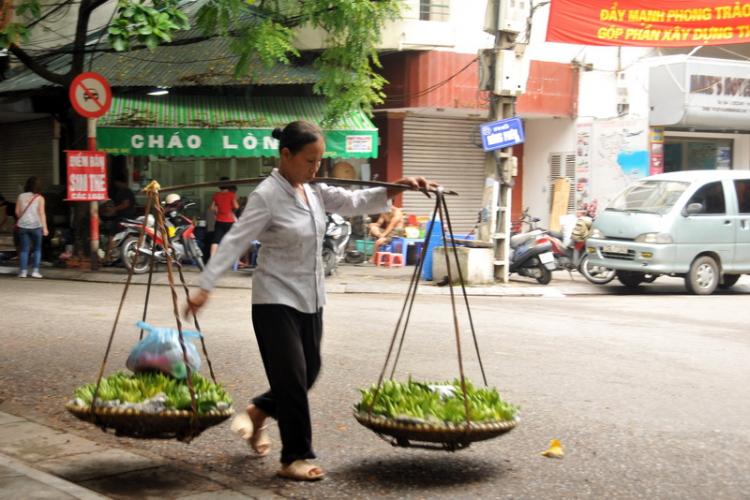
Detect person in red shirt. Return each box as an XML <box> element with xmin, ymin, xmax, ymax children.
<box><xmin>210</xmin><ymin>178</ymin><xmax>239</xmax><ymax>257</ymax></box>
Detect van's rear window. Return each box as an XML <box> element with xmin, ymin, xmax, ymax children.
<box><xmin>607</xmin><ymin>180</ymin><xmax>690</xmax><ymax>214</ymax></box>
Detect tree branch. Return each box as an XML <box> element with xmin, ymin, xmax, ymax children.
<box><xmin>8</xmin><ymin>44</ymin><xmax>70</xmax><ymax>85</ymax></box>
<box><xmin>69</xmin><ymin>0</ymin><xmax>111</xmax><ymax>77</ymax></box>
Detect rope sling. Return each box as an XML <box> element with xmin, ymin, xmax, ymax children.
<box><xmin>353</xmin><ymin>188</ymin><xmax>518</xmax><ymax>451</ymax></box>
<box><xmin>66</xmin><ymin>181</ymin><xmax>232</xmax><ymax>443</ymax></box>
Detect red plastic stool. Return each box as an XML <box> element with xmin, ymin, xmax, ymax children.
<box><xmin>375</xmin><ymin>252</ymin><xmax>393</xmax><ymax>267</ymax></box>
<box><xmin>387</xmin><ymin>253</ymin><xmax>404</xmax><ymax>268</ymax></box>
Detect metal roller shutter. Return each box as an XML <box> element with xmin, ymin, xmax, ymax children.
<box><xmin>402</xmin><ymin>115</ymin><xmax>486</xmax><ymax>235</ymax></box>
<box><xmin>0</xmin><ymin>118</ymin><xmax>55</xmax><ymax>198</ymax></box>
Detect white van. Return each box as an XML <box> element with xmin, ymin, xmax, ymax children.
<box><xmin>585</xmin><ymin>170</ymin><xmax>750</xmax><ymax>295</ymax></box>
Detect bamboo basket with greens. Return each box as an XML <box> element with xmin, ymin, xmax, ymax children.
<box><xmin>353</xmin><ymin>190</ymin><xmax>520</xmax><ymax>451</ymax></box>
<box><xmin>66</xmin><ymin>371</ymin><xmax>234</xmax><ymax>441</ymax></box>
<box><xmin>353</xmin><ymin>377</ymin><xmax>519</xmax><ymax>450</ymax></box>
<box><xmin>64</xmin><ymin>186</ymin><xmax>237</xmax><ymax>442</ymax></box>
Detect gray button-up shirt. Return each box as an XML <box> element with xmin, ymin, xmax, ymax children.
<box><xmin>199</xmin><ymin>169</ymin><xmax>391</xmax><ymax>313</ymax></box>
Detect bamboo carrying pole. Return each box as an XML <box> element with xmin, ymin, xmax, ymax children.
<box><xmin>160</xmin><ymin>177</ymin><xmax>458</xmax><ymax>196</ymax></box>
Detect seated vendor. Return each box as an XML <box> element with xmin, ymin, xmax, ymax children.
<box><xmin>367</xmin><ymin>205</ymin><xmax>404</xmax><ymax>264</ymax></box>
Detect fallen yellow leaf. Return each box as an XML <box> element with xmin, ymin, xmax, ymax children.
<box><xmin>540</xmin><ymin>439</ymin><xmax>564</xmax><ymax>458</ymax></box>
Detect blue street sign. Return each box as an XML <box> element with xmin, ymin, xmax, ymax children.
<box><xmin>479</xmin><ymin>116</ymin><xmax>525</xmax><ymax>152</ymax></box>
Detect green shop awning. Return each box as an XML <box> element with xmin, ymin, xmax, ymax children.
<box><xmin>97</xmin><ymin>95</ymin><xmax>378</xmax><ymax>159</ymax></box>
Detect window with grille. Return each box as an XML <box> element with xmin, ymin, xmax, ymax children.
<box><xmin>549</xmin><ymin>152</ymin><xmax>577</xmax><ymax>213</ymax></box>
<box><xmin>419</xmin><ymin>0</ymin><xmax>450</xmax><ymax>21</ymax></box>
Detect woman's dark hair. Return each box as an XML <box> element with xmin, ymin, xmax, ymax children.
<box><xmin>272</xmin><ymin>121</ymin><xmax>324</xmax><ymax>155</ymax></box>
<box><xmin>24</xmin><ymin>176</ymin><xmax>41</xmax><ymax>194</ymax></box>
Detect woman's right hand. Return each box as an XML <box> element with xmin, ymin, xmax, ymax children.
<box><xmin>185</xmin><ymin>289</ymin><xmax>210</xmax><ymax>318</ymax></box>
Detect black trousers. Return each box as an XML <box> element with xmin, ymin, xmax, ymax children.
<box><xmin>251</xmin><ymin>304</ymin><xmax>323</xmax><ymax>463</ymax></box>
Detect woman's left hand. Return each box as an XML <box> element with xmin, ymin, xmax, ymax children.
<box><xmin>390</xmin><ymin>177</ymin><xmax>441</xmax><ymax>198</ymax></box>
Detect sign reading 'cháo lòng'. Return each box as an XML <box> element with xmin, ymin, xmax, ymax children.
<box><xmin>546</xmin><ymin>0</ymin><xmax>750</xmax><ymax>47</ymax></box>
<box><xmin>67</xmin><ymin>151</ymin><xmax>107</xmax><ymax>201</ymax></box>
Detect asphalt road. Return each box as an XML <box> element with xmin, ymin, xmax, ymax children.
<box><xmin>1</xmin><ymin>279</ymin><xmax>749</xmax><ymax>499</ymax></box>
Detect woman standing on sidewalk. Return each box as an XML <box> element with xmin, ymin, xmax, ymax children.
<box><xmin>15</xmin><ymin>177</ymin><xmax>48</xmax><ymax>278</ymax></box>
<box><xmin>185</xmin><ymin>120</ymin><xmax>437</xmax><ymax>481</ymax></box>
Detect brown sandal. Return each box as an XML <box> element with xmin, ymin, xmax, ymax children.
<box><xmin>278</xmin><ymin>460</ymin><xmax>324</xmax><ymax>481</ymax></box>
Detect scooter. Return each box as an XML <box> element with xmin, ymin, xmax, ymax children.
<box><xmin>544</xmin><ymin>217</ymin><xmax>617</xmax><ymax>285</ymax></box>
<box><xmin>322</xmin><ymin>213</ymin><xmax>351</xmax><ymax>276</ymax></box>
<box><xmin>509</xmin><ymin>227</ymin><xmax>557</xmax><ymax>284</ymax></box>
<box><xmin>121</xmin><ymin>198</ymin><xmax>205</xmax><ymax>274</ymax></box>
<box><xmin>511</xmin><ymin>209</ymin><xmax>615</xmax><ymax>285</ymax></box>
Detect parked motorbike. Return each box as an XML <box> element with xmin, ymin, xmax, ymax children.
<box><xmin>544</xmin><ymin>218</ymin><xmax>617</xmax><ymax>285</ymax></box>
<box><xmin>322</xmin><ymin>213</ymin><xmax>351</xmax><ymax>276</ymax></box>
<box><xmin>509</xmin><ymin>227</ymin><xmax>557</xmax><ymax>285</ymax></box>
<box><xmin>512</xmin><ymin>210</ymin><xmax>615</xmax><ymax>285</ymax></box>
<box><xmin>102</xmin><ymin>218</ymin><xmax>141</xmax><ymax>265</ymax></box>
<box><xmin>121</xmin><ymin>197</ymin><xmax>205</xmax><ymax>274</ymax></box>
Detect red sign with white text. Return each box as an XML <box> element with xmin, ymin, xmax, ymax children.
<box><xmin>67</xmin><ymin>151</ymin><xmax>108</xmax><ymax>201</ymax></box>
<box><xmin>547</xmin><ymin>0</ymin><xmax>750</xmax><ymax>47</ymax></box>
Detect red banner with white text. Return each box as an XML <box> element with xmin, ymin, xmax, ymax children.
<box><xmin>546</xmin><ymin>0</ymin><xmax>750</xmax><ymax>47</ymax></box>
<box><xmin>67</xmin><ymin>151</ymin><xmax>108</xmax><ymax>201</ymax></box>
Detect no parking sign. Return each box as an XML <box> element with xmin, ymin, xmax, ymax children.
<box><xmin>69</xmin><ymin>72</ymin><xmax>111</xmax><ymax>118</ymax></box>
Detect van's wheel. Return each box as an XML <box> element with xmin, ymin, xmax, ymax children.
<box><xmin>617</xmin><ymin>270</ymin><xmax>645</xmax><ymax>288</ymax></box>
<box><xmin>719</xmin><ymin>274</ymin><xmax>740</xmax><ymax>289</ymax></box>
<box><xmin>685</xmin><ymin>256</ymin><xmax>719</xmax><ymax>295</ymax></box>
<box><xmin>536</xmin><ymin>265</ymin><xmax>552</xmax><ymax>285</ymax></box>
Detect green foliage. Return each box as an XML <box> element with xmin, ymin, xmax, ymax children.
<box><xmin>228</xmin><ymin>17</ymin><xmax>298</xmax><ymax>76</ymax></box>
<box><xmin>300</xmin><ymin>0</ymin><xmax>402</xmax><ymax>123</ymax></box>
<box><xmin>0</xmin><ymin>23</ymin><xmax>31</xmax><ymax>48</ymax></box>
<box><xmin>72</xmin><ymin>371</ymin><xmax>233</xmax><ymax>413</ymax></box>
<box><xmin>107</xmin><ymin>0</ymin><xmax>189</xmax><ymax>51</ymax></box>
<box><xmin>16</xmin><ymin>0</ymin><xmax>42</xmax><ymax>19</ymax></box>
<box><xmin>354</xmin><ymin>377</ymin><xmax>520</xmax><ymax>424</ymax></box>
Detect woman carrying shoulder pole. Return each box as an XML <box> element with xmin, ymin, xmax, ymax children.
<box><xmin>185</xmin><ymin>120</ymin><xmax>437</xmax><ymax>481</ymax></box>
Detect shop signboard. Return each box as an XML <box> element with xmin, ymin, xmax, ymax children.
<box><xmin>67</xmin><ymin>150</ymin><xmax>107</xmax><ymax>201</ymax></box>
<box><xmin>97</xmin><ymin>128</ymin><xmax>378</xmax><ymax>159</ymax></box>
<box><xmin>479</xmin><ymin>117</ymin><xmax>525</xmax><ymax>152</ymax></box>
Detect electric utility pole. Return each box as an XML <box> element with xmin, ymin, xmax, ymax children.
<box><xmin>479</xmin><ymin>0</ymin><xmax>525</xmax><ymax>283</ymax></box>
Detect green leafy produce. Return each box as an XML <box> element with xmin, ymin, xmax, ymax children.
<box><xmin>353</xmin><ymin>377</ymin><xmax>519</xmax><ymax>424</ymax></box>
<box><xmin>72</xmin><ymin>371</ymin><xmax>233</xmax><ymax>413</ymax></box>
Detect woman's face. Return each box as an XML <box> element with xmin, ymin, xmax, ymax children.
<box><xmin>280</xmin><ymin>138</ymin><xmax>326</xmax><ymax>186</ymax></box>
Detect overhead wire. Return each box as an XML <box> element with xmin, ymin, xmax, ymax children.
<box><xmin>382</xmin><ymin>56</ymin><xmax>479</xmax><ymax>101</ymax></box>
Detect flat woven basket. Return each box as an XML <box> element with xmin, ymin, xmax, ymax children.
<box><xmin>66</xmin><ymin>403</ymin><xmax>234</xmax><ymax>441</ymax></box>
<box><xmin>353</xmin><ymin>411</ymin><xmax>517</xmax><ymax>449</ymax></box>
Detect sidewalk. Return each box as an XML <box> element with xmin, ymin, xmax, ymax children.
<box><xmin>0</xmin><ymin>409</ymin><xmax>283</xmax><ymax>499</ymax></box>
<box><xmin>0</xmin><ymin>258</ymin><xmax>611</xmax><ymax>297</ymax></box>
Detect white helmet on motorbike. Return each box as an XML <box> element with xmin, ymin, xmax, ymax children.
<box><xmin>165</xmin><ymin>193</ymin><xmax>181</xmax><ymax>204</ymax></box>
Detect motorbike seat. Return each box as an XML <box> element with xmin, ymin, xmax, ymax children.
<box><xmin>510</xmin><ymin>229</ymin><xmax>543</xmax><ymax>247</ymax></box>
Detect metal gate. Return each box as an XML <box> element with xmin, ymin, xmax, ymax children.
<box><xmin>402</xmin><ymin>115</ymin><xmax>486</xmax><ymax>235</ymax></box>
<box><xmin>0</xmin><ymin>118</ymin><xmax>55</xmax><ymax>198</ymax></box>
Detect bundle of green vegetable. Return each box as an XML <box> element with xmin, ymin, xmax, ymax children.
<box><xmin>69</xmin><ymin>371</ymin><xmax>233</xmax><ymax>415</ymax></box>
<box><xmin>353</xmin><ymin>378</ymin><xmax>519</xmax><ymax>424</ymax></box>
